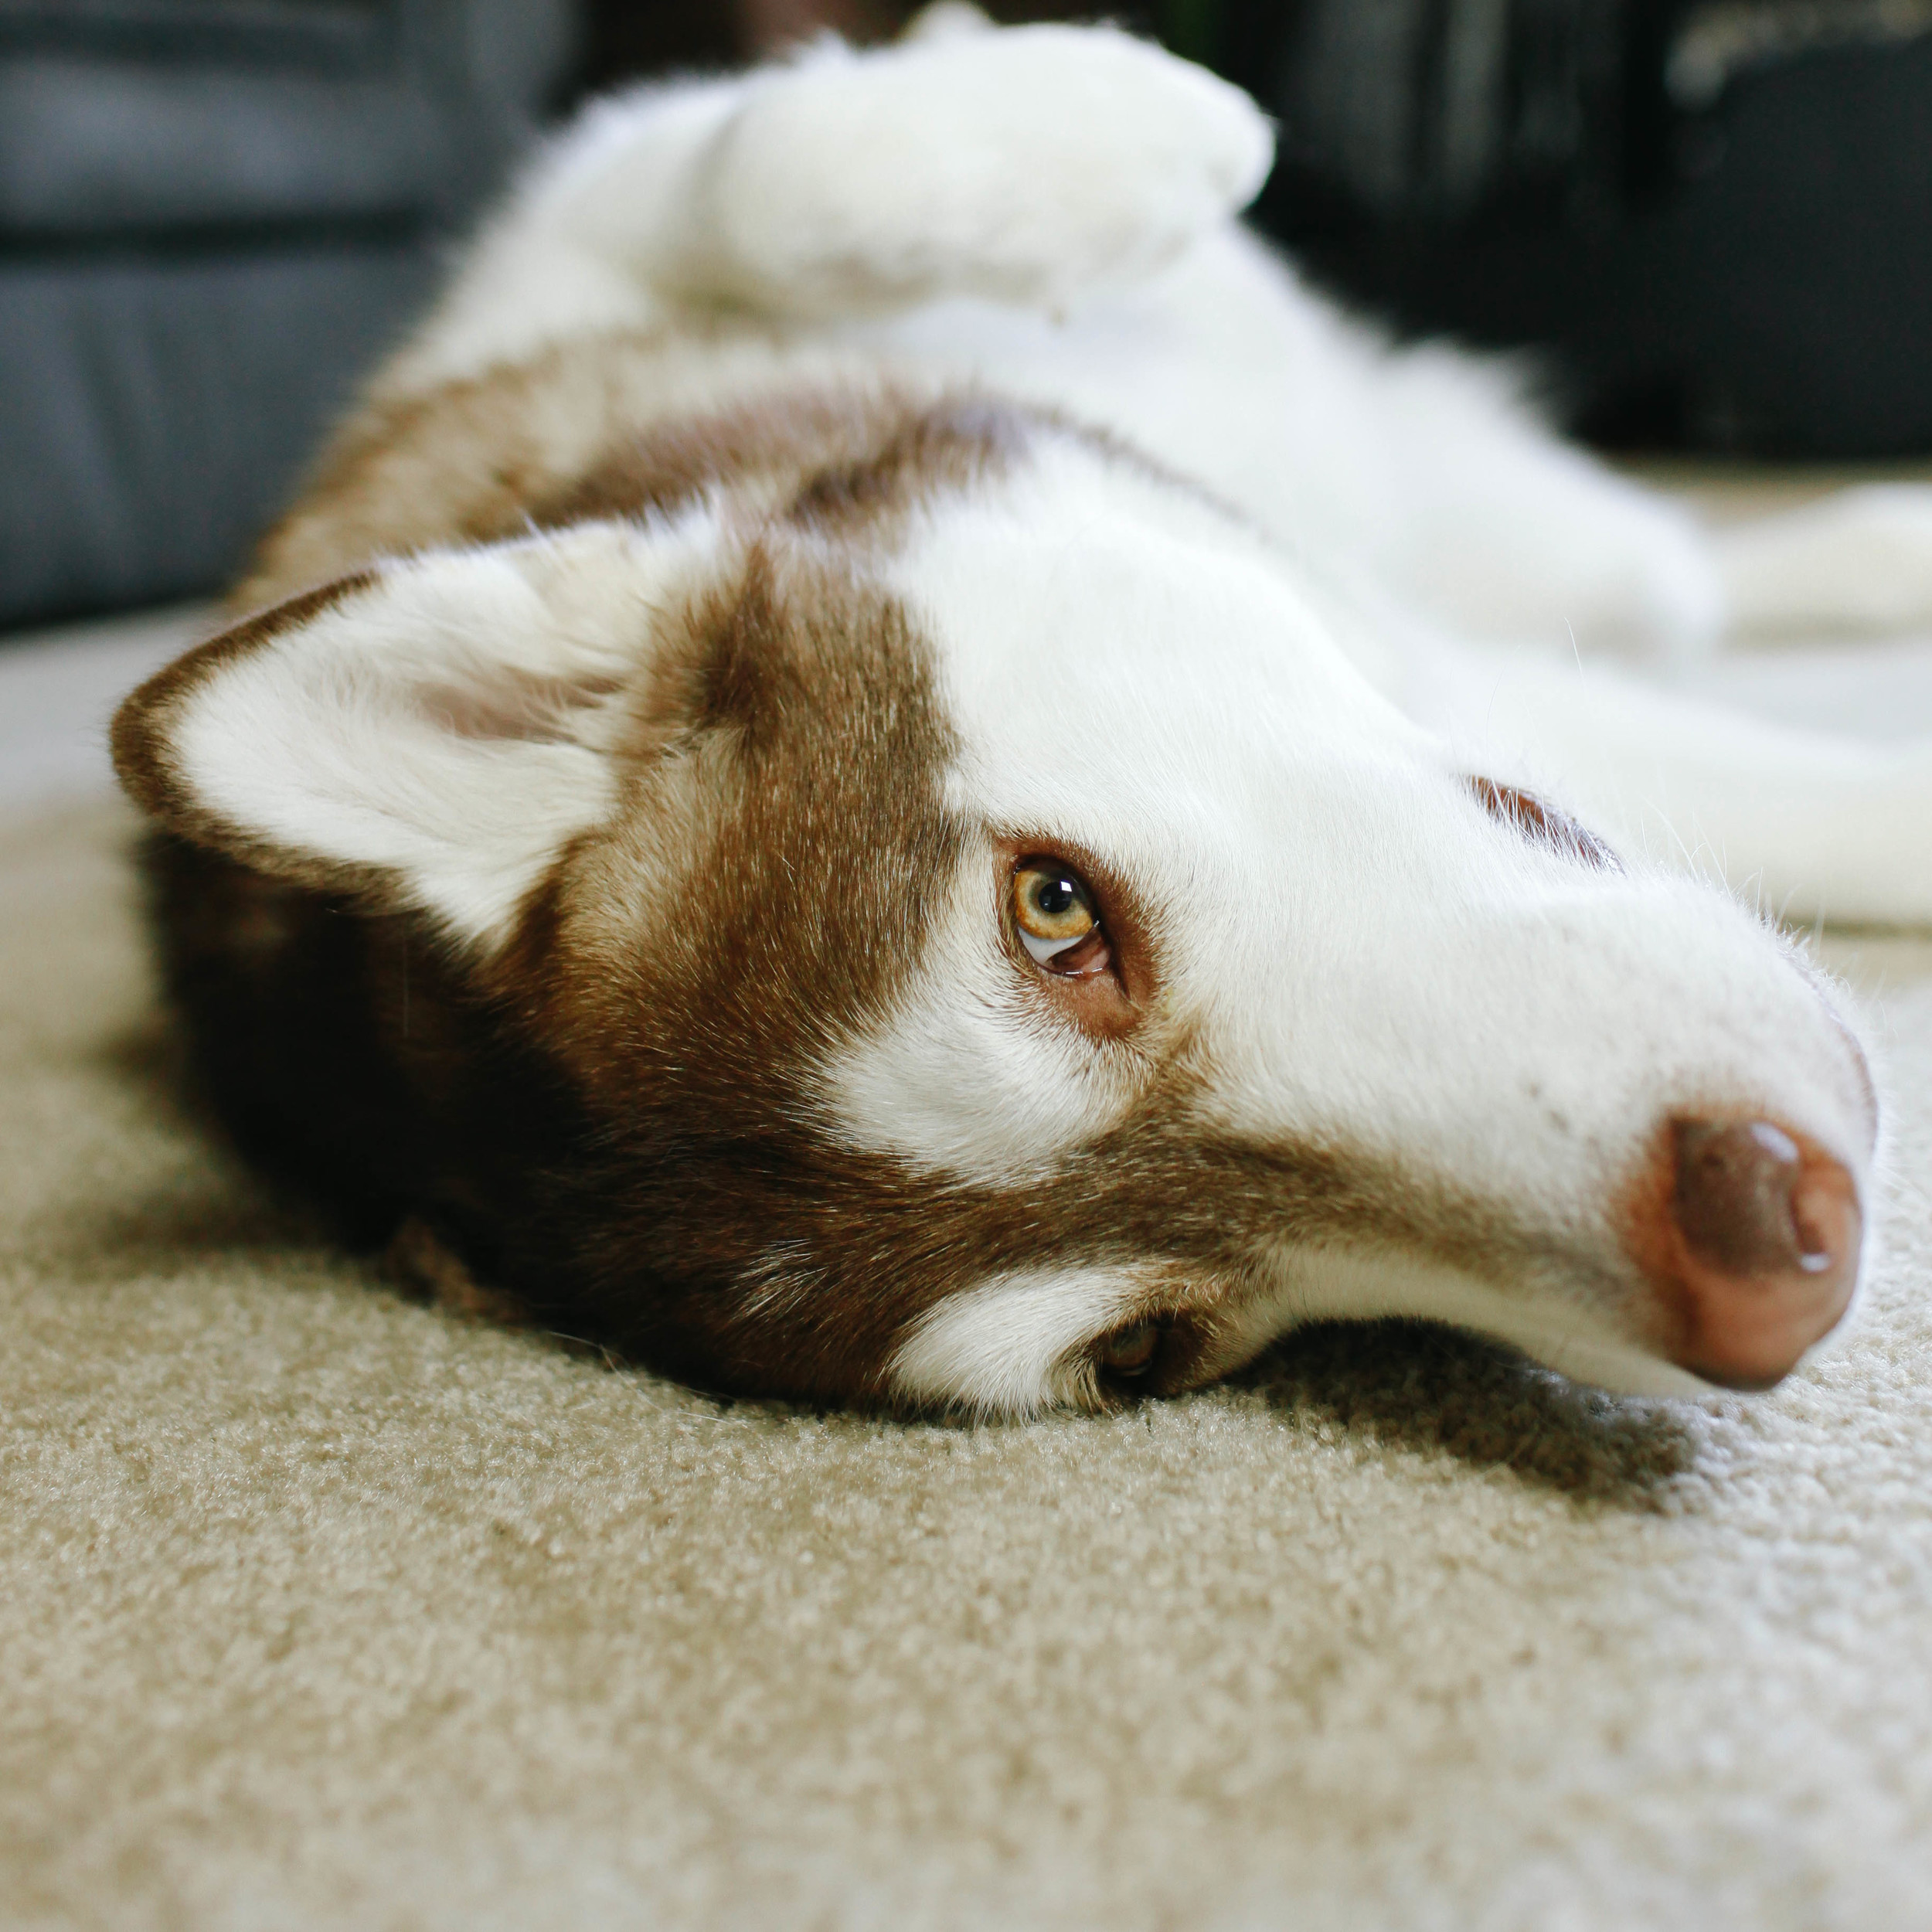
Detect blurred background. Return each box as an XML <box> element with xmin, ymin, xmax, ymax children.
<box><xmin>4</xmin><ymin>0</ymin><xmax>1931</xmax><ymax>636</ymax></box>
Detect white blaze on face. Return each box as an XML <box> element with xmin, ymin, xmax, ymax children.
<box><xmin>825</xmin><ymin>441</ymin><xmax>1876</xmax><ymax>1412</ymax></box>
<box><xmin>820</xmin><ymin>442</ymin><xmax>1434</xmax><ymax>1184</ymax></box>
<box><xmin>817</xmin><ymin>848</ymin><xmax>1143</xmax><ymax>1185</ymax></box>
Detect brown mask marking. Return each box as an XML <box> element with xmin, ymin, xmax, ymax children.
<box><xmin>464</xmin><ymin>556</ymin><xmax>1620</xmax><ymax>1406</ymax></box>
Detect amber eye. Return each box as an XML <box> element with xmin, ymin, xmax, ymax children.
<box><xmin>1097</xmin><ymin>1322</ymin><xmax>1160</xmax><ymax>1379</ymax></box>
<box><xmin>1012</xmin><ymin>860</ymin><xmax>1111</xmax><ymax>974</ymax></box>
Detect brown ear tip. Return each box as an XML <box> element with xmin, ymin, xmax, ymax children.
<box><xmin>107</xmin><ymin>671</ymin><xmax>183</xmax><ymax>818</ymax></box>
<box><xmin>106</xmin><ymin>568</ymin><xmax>384</xmax><ymax>828</ymax></box>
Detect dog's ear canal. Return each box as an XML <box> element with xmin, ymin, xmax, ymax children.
<box><xmin>111</xmin><ymin>521</ymin><xmax>695</xmax><ymax>947</ymax></box>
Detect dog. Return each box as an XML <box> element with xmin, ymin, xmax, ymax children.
<box><xmin>112</xmin><ymin>9</ymin><xmax>1920</xmax><ymax>1417</ymax></box>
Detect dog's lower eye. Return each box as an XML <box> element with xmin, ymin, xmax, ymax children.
<box><xmin>1012</xmin><ymin>861</ymin><xmax>1109</xmax><ymax>972</ymax></box>
<box><xmin>1097</xmin><ymin>1322</ymin><xmax>1159</xmax><ymax>1377</ymax></box>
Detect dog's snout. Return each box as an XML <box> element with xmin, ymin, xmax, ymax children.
<box><xmin>1638</xmin><ymin>1117</ymin><xmax>1862</xmax><ymax>1390</ymax></box>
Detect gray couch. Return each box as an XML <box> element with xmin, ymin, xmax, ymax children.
<box><xmin>0</xmin><ymin>0</ymin><xmax>577</xmax><ymax>630</ymax></box>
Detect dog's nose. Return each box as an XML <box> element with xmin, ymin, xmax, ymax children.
<box><xmin>1660</xmin><ymin>1118</ymin><xmax>1862</xmax><ymax>1389</ymax></box>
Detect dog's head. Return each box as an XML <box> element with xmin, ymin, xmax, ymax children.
<box><xmin>114</xmin><ymin>395</ymin><xmax>1877</xmax><ymax>1413</ymax></box>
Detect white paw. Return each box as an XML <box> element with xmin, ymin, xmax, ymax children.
<box><xmin>689</xmin><ymin>25</ymin><xmax>1274</xmax><ymax>318</ymax></box>
<box><xmin>1719</xmin><ymin>485</ymin><xmax>1932</xmax><ymax>638</ymax></box>
<box><xmin>900</xmin><ymin>1</ymin><xmax>994</xmax><ymax>42</ymax></box>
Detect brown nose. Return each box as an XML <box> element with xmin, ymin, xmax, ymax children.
<box><xmin>1662</xmin><ymin>1118</ymin><xmax>1862</xmax><ymax>1389</ymax></box>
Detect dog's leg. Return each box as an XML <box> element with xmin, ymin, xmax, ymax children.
<box><xmin>379</xmin><ymin>22</ymin><xmax>1271</xmax><ymax>397</ymax></box>
<box><xmin>1346</xmin><ymin>345</ymin><xmax>1727</xmax><ymax>662</ymax></box>
<box><xmin>1408</xmin><ymin>635</ymin><xmax>1931</xmax><ymax>926</ymax></box>
<box><xmin>1121</xmin><ymin>250</ymin><xmax>1732</xmax><ymax>663</ymax></box>
<box><xmin>1351</xmin><ymin>369</ymin><xmax>1932</xmax><ymax>658</ymax></box>
<box><xmin>1716</xmin><ymin>485</ymin><xmax>1932</xmax><ymax>638</ymax></box>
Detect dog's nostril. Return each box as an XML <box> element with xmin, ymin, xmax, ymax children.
<box><xmin>1675</xmin><ymin>1120</ymin><xmax>1814</xmax><ymax>1273</ymax></box>
<box><xmin>1662</xmin><ymin>1117</ymin><xmax>1862</xmax><ymax>1389</ymax></box>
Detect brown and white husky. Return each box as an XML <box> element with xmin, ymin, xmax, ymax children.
<box><xmin>113</xmin><ymin>8</ymin><xmax>1921</xmax><ymax>1414</ymax></box>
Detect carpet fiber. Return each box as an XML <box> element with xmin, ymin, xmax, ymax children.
<box><xmin>6</xmin><ymin>794</ymin><xmax>1932</xmax><ymax>1930</ymax></box>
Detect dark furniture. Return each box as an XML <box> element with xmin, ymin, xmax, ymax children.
<box><xmin>0</xmin><ymin>0</ymin><xmax>576</xmax><ymax>630</ymax></box>
<box><xmin>1201</xmin><ymin>0</ymin><xmax>1932</xmax><ymax>456</ymax></box>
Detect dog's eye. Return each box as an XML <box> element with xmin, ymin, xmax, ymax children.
<box><xmin>1097</xmin><ymin>1321</ymin><xmax>1160</xmax><ymax>1379</ymax></box>
<box><xmin>1012</xmin><ymin>861</ymin><xmax>1111</xmax><ymax>975</ymax></box>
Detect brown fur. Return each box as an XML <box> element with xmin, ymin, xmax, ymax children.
<box><xmin>234</xmin><ymin>333</ymin><xmax>987</xmax><ymax>611</ymax></box>
<box><xmin>239</xmin><ymin>329</ymin><xmax>1225</xmax><ymax>613</ymax></box>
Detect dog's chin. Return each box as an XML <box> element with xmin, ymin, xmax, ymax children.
<box><xmin>1540</xmin><ymin>1255</ymin><xmax>1869</xmax><ymax>1399</ymax></box>
<box><xmin>1245</xmin><ymin>1244</ymin><xmax>1822</xmax><ymax>1402</ymax></box>
<box><xmin>1522</xmin><ymin>1335</ymin><xmax>1725</xmax><ymax>1401</ymax></box>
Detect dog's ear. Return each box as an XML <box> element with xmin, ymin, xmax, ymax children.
<box><xmin>113</xmin><ymin>521</ymin><xmax>702</xmax><ymax>945</ymax></box>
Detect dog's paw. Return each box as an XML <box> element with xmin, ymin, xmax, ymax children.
<box><xmin>900</xmin><ymin>1</ymin><xmax>995</xmax><ymax>42</ymax></box>
<box><xmin>689</xmin><ymin>24</ymin><xmax>1274</xmax><ymax>318</ymax></box>
<box><xmin>1719</xmin><ymin>485</ymin><xmax>1932</xmax><ymax>638</ymax></box>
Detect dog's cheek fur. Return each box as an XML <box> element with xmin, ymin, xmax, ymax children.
<box><xmin>457</xmin><ymin>549</ymin><xmax>983</xmax><ymax>1399</ymax></box>
<box><xmin>141</xmin><ymin>832</ymin><xmax>587</xmax><ymax>1268</ymax></box>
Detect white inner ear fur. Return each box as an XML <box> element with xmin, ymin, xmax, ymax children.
<box><xmin>167</xmin><ymin>516</ymin><xmax>719</xmax><ymax>944</ymax></box>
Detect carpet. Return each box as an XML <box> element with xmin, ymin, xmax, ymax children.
<box><xmin>5</xmin><ymin>637</ymin><xmax>1932</xmax><ymax>1929</ymax></box>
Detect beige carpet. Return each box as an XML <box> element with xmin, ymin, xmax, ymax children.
<box><xmin>7</xmin><ymin>792</ymin><xmax>1932</xmax><ymax>1928</ymax></box>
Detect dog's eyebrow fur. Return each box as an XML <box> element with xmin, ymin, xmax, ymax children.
<box><xmin>1468</xmin><ymin>777</ymin><xmax>1622</xmax><ymax>873</ymax></box>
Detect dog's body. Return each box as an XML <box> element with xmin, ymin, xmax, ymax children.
<box><xmin>115</xmin><ymin>15</ymin><xmax>1918</xmax><ymax>1413</ymax></box>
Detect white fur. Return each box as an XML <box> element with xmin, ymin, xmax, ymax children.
<box><xmin>1216</xmin><ymin>1246</ymin><xmax>1717</xmax><ymax>1400</ymax></box>
<box><xmin>889</xmin><ymin>1266</ymin><xmax>1146</xmax><ymax>1416</ymax></box>
<box><xmin>1718</xmin><ymin>485</ymin><xmax>1932</xmax><ymax>634</ymax></box>
<box><xmin>161</xmin><ymin>14</ymin><xmax>1927</xmax><ymax>1410</ymax></box>
<box><xmin>384</xmin><ymin>9</ymin><xmax>1932</xmax><ymax>658</ymax></box>
<box><xmin>818</xmin><ymin>857</ymin><xmax>1148</xmax><ymax>1186</ymax></box>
